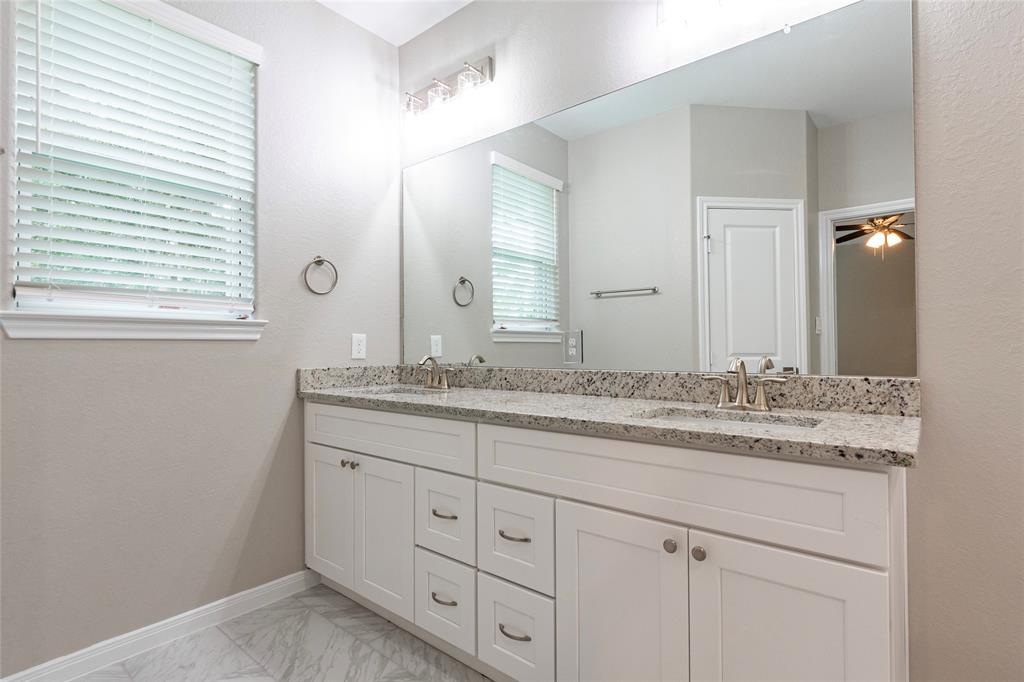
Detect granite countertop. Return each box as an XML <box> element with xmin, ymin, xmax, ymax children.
<box><xmin>299</xmin><ymin>383</ymin><xmax>919</xmax><ymax>467</ymax></box>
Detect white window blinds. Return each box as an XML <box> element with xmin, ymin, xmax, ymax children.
<box><xmin>490</xmin><ymin>156</ymin><xmax>562</xmax><ymax>330</ymax></box>
<box><xmin>12</xmin><ymin>0</ymin><xmax>257</xmax><ymax>319</ymax></box>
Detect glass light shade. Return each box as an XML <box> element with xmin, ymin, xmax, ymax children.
<box><xmin>886</xmin><ymin>231</ymin><xmax>903</xmax><ymax>247</ymax></box>
<box><xmin>458</xmin><ymin>66</ymin><xmax>485</xmax><ymax>93</ymax></box>
<box><xmin>405</xmin><ymin>94</ymin><xmax>423</xmax><ymax>115</ymax></box>
<box><xmin>866</xmin><ymin>232</ymin><xmax>886</xmax><ymax>249</ymax></box>
<box><xmin>427</xmin><ymin>82</ymin><xmax>452</xmax><ymax>108</ymax></box>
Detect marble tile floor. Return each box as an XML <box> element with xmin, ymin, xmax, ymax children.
<box><xmin>73</xmin><ymin>585</ymin><xmax>490</xmax><ymax>682</ymax></box>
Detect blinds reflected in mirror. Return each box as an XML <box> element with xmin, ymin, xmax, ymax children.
<box><xmin>490</xmin><ymin>155</ymin><xmax>562</xmax><ymax>331</ymax></box>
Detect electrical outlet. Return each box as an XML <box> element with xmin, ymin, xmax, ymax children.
<box><xmin>351</xmin><ymin>333</ymin><xmax>367</xmax><ymax>359</ymax></box>
<box><xmin>563</xmin><ymin>329</ymin><xmax>583</xmax><ymax>364</ymax></box>
<box><xmin>430</xmin><ymin>335</ymin><xmax>443</xmax><ymax>357</ymax></box>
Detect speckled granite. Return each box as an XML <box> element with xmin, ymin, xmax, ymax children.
<box><xmin>391</xmin><ymin>366</ymin><xmax>921</xmax><ymax>417</ymax></box>
<box><xmin>297</xmin><ymin>366</ymin><xmax>402</xmax><ymax>393</ymax></box>
<box><xmin>297</xmin><ymin>380</ymin><xmax>920</xmax><ymax>467</ymax></box>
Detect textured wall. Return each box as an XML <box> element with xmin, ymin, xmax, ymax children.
<box><xmin>909</xmin><ymin>0</ymin><xmax>1024</xmax><ymax>678</ymax></box>
<box><xmin>0</xmin><ymin>1</ymin><xmax>400</xmax><ymax>674</ymax></box>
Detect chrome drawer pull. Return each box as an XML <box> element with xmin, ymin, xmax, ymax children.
<box><xmin>431</xmin><ymin>508</ymin><xmax>458</xmax><ymax>520</ymax></box>
<box><xmin>498</xmin><ymin>529</ymin><xmax>532</xmax><ymax>543</ymax></box>
<box><xmin>431</xmin><ymin>592</ymin><xmax>458</xmax><ymax>607</ymax></box>
<box><xmin>498</xmin><ymin>623</ymin><xmax>532</xmax><ymax>642</ymax></box>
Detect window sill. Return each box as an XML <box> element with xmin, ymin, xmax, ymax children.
<box><xmin>0</xmin><ymin>311</ymin><xmax>268</xmax><ymax>341</ymax></box>
<box><xmin>492</xmin><ymin>329</ymin><xmax>562</xmax><ymax>344</ymax></box>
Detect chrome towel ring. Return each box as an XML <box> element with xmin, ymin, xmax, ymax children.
<box><xmin>452</xmin><ymin>276</ymin><xmax>475</xmax><ymax>307</ymax></box>
<box><xmin>303</xmin><ymin>256</ymin><xmax>338</xmax><ymax>295</ymax></box>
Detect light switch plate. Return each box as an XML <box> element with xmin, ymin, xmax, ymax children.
<box><xmin>563</xmin><ymin>329</ymin><xmax>583</xmax><ymax>364</ymax></box>
<box><xmin>351</xmin><ymin>333</ymin><xmax>367</xmax><ymax>359</ymax></box>
<box><xmin>430</xmin><ymin>335</ymin><xmax>443</xmax><ymax>357</ymax></box>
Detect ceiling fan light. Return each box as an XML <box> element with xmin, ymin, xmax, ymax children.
<box><xmin>866</xmin><ymin>232</ymin><xmax>886</xmax><ymax>249</ymax></box>
<box><xmin>886</xmin><ymin>231</ymin><xmax>902</xmax><ymax>247</ymax></box>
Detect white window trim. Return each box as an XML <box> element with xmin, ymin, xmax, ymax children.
<box><xmin>491</xmin><ymin>328</ymin><xmax>563</xmax><ymax>344</ymax></box>
<box><xmin>490</xmin><ymin>152</ymin><xmax>564</xmax><ymax>191</ymax></box>
<box><xmin>0</xmin><ymin>311</ymin><xmax>268</xmax><ymax>340</ymax></box>
<box><xmin>0</xmin><ymin>0</ymin><xmax>267</xmax><ymax>340</ymax></box>
<box><xmin>105</xmin><ymin>0</ymin><xmax>263</xmax><ymax>63</ymax></box>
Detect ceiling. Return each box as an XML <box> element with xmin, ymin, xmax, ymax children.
<box><xmin>538</xmin><ymin>0</ymin><xmax>912</xmax><ymax>140</ymax></box>
<box><xmin>318</xmin><ymin>0</ymin><xmax>473</xmax><ymax>46</ymax></box>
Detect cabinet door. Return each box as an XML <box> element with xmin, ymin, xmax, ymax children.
<box><xmin>353</xmin><ymin>454</ymin><xmax>415</xmax><ymax>621</ymax></box>
<box><xmin>556</xmin><ymin>500</ymin><xmax>689</xmax><ymax>682</ymax></box>
<box><xmin>689</xmin><ymin>530</ymin><xmax>890</xmax><ymax>682</ymax></box>
<box><xmin>305</xmin><ymin>443</ymin><xmax>354</xmax><ymax>588</ymax></box>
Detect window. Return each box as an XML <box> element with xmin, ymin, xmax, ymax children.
<box><xmin>490</xmin><ymin>152</ymin><xmax>563</xmax><ymax>337</ymax></box>
<box><xmin>4</xmin><ymin>0</ymin><xmax>264</xmax><ymax>339</ymax></box>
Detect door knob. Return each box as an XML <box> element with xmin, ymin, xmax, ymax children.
<box><xmin>663</xmin><ymin>539</ymin><xmax>678</xmax><ymax>554</ymax></box>
<box><xmin>691</xmin><ymin>546</ymin><xmax>707</xmax><ymax>561</ymax></box>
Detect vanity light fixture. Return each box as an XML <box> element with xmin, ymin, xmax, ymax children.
<box><xmin>403</xmin><ymin>56</ymin><xmax>494</xmax><ymax>115</ymax></box>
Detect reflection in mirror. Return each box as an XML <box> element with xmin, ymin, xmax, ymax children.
<box><xmin>403</xmin><ymin>0</ymin><xmax>915</xmax><ymax>376</ymax></box>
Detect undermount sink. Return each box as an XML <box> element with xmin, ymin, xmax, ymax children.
<box><xmin>630</xmin><ymin>406</ymin><xmax>822</xmax><ymax>429</ymax></box>
<box><xmin>354</xmin><ymin>385</ymin><xmax>449</xmax><ymax>396</ymax></box>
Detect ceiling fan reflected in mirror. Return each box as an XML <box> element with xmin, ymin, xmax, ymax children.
<box><xmin>835</xmin><ymin>213</ymin><xmax>915</xmax><ymax>257</ymax></box>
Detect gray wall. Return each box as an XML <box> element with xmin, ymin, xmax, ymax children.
<box><xmin>818</xmin><ymin>109</ymin><xmax>915</xmax><ymax>211</ymax></box>
<box><xmin>910</xmin><ymin>0</ymin><xmax>1024</xmax><ymax>678</ymax></box>
<box><xmin>820</xmin><ymin>108</ymin><xmax>917</xmax><ymax>377</ymax></box>
<box><xmin>401</xmin><ymin>0</ymin><xmax>1024</xmax><ymax>677</ymax></box>
<box><xmin>402</xmin><ymin>123</ymin><xmax>568</xmax><ymax>367</ymax></box>
<box><xmin>0</xmin><ymin>1</ymin><xmax>401</xmax><ymax>674</ymax></box>
<box><xmin>567</xmin><ymin>106</ymin><xmax>696</xmax><ymax>370</ymax></box>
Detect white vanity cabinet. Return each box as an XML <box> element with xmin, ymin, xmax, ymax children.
<box><xmin>688</xmin><ymin>530</ymin><xmax>891</xmax><ymax>682</ymax></box>
<box><xmin>555</xmin><ymin>501</ymin><xmax>689</xmax><ymax>682</ymax></box>
<box><xmin>303</xmin><ymin>439</ymin><xmax>416</xmax><ymax>621</ymax></box>
<box><xmin>305</xmin><ymin>402</ymin><xmax>906</xmax><ymax>682</ymax></box>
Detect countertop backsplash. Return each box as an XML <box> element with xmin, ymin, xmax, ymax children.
<box><xmin>297</xmin><ymin>365</ymin><xmax>919</xmax><ymax>417</ymax></box>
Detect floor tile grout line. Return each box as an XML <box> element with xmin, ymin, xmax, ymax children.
<box><xmin>215</xmin><ymin>623</ymin><xmax>280</xmax><ymax>682</ymax></box>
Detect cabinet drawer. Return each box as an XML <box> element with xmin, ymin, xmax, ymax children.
<box><xmin>478</xmin><ymin>424</ymin><xmax>890</xmax><ymax>566</ymax></box>
<box><xmin>477</xmin><ymin>483</ymin><xmax>555</xmax><ymax>595</ymax></box>
<box><xmin>415</xmin><ymin>469</ymin><xmax>476</xmax><ymax>565</ymax></box>
<box><xmin>477</xmin><ymin>572</ymin><xmax>555</xmax><ymax>682</ymax></box>
<box><xmin>414</xmin><ymin>548</ymin><xmax>476</xmax><ymax>656</ymax></box>
<box><xmin>305</xmin><ymin>403</ymin><xmax>475</xmax><ymax>475</ymax></box>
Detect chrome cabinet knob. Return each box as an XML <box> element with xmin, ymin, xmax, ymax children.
<box><xmin>663</xmin><ymin>539</ymin><xmax>678</xmax><ymax>554</ymax></box>
<box><xmin>691</xmin><ymin>545</ymin><xmax>707</xmax><ymax>561</ymax></box>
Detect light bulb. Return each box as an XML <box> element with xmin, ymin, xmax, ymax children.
<box><xmin>427</xmin><ymin>79</ymin><xmax>452</xmax><ymax>108</ymax></box>
<box><xmin>457</xmin><ymin>63</ymin><xmax>484</xmax><ymax>93</ymax></box>
<box><xmin>866</xmin><ymin>232</ymin><xmax>886</xmax><ymax>249</ymax></box>
<box><xmin>886</xmin><ymin>231</ymin><xmax>902</xmax><ymax>247</ymax></box>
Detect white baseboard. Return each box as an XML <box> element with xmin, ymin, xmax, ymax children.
<box><xmin>3</xmin><ymin>570</ymin><xmax>320</xmax><ymax>682</ymax></box>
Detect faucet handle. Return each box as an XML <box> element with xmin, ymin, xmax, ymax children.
<box><xmin>727</xmin><ymin>356</ymin><xmax>746</xmax><ymax>373</ymax></box>
<box><xmin>752</xmin><ymin>376</ymin><xmax>787</xmax><ymax>412</ymax></box>
<box><xmin>701</xmin><ymin>374</ymin><xmax>732</xmax><ymax>409</ymax></box>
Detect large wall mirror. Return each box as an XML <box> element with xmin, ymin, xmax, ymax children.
<box><xmin>402</xmin><ymin>0</ymin><xmax>915</xmax><ymax>376</ymax></box>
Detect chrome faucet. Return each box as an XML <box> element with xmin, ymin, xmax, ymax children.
<box><xmin>416</xmin><ymin>355</ymin><xmax>450</xmax><ymax>389</ymax></box>
<box><xmin>467</xmin><ymin>354</ymin><xmax>486</xmax><ymax>367</ymax></box>
<box><xmin>701</xmin><ymin>355</ymin><xmax>787</xmax><ymax>412</ymax></box>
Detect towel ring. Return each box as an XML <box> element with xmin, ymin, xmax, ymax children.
<box><xmin>303</xmin><ymin>256</ymin><xmax>338</xmax><ymax>295</ymax></box>
<box><xmin>452</xmin><ymin>276</ymin><xmax>475</xmax><ymax>307</ymax></box>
